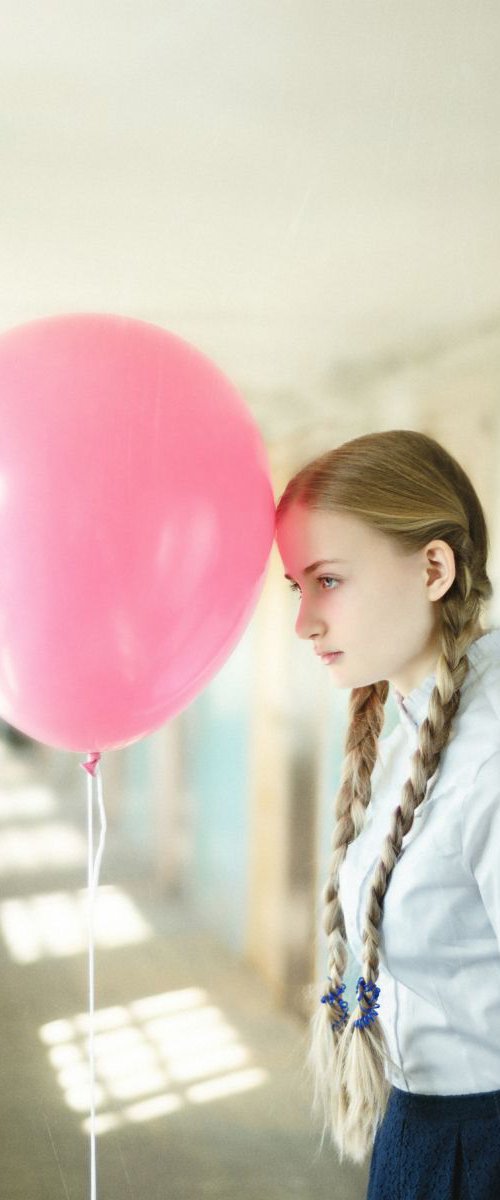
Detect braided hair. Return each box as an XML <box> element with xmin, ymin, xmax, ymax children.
<box><xmin>275</xmin><ymin>430</ymin><xmax>493</xmax><ymax>1163</ymax></box>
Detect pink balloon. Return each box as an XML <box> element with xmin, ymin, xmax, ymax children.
<box><xmin>0</xmin><ymin>313</ymin><xmax>275</xmax><ymax>752</ymax></box>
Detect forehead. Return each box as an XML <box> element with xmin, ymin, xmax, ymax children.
<box><xmin>276</xmin><ymin>504</ymin><xmax>372</xmax><ymax>565</ymax></box>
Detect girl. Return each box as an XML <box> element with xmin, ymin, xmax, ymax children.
<box><xmin>275</xmin><ymin>429</ymin><xmax>500</xmax><ymax>1200</ymax></box>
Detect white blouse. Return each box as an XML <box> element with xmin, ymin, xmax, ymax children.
<box><xmin>338</xmin><ymin>627</ymin><xmax>500</xmax><ymax>1095</ymax></box>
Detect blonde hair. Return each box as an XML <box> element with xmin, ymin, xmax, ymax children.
<box><xmin>276</xmin><ymin>429</ymin><xmax>493</xmax><ymax>1164</ymax></box>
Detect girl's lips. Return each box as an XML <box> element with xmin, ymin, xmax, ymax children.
<box><xmin>321</xmin><ymin>651</ymin><xmax>343</xmax><ymax>664</ymax></box>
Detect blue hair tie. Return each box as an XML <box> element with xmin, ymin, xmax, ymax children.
<box><xmin>320</xmin><ymin>979</ymin><xmax>350</xmax><ymax>1030</ymax></box>
<box><xmin>353</xmin><ymin>976</ymin><xmax>381</xmax><ymax>1029</ymax></box>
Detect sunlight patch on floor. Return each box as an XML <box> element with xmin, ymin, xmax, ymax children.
<box><xmin>39</xmin><ymin>987</ymin><xmax>269</xmax><ymax>1133</ymax></box>
<box><xmin>0</xmin><ymin>821</ymin><xmax>87</xmax><ymax>872</ymax></box>
<box><xmin>0</xmin><ymin>885</ymin><xmax>151</xmax><ymax>961</ymax></box>
<box><xmin>0</xmin><ymin>784</ymin><xmax>57</xmax><ymax>821</ymax></box>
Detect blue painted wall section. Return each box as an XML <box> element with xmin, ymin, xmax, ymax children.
<box><xmin>181</xmin><ymin>625</ymin><xmax>254</xmax><ymax>955</ymax></box>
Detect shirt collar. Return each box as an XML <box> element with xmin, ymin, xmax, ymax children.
<box><xmin>392</xmin><ymin>628</ymin><xmax>500</xmax><ymax>732</ymax></box>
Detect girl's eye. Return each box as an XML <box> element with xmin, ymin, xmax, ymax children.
<box><xmin>319</xmin><ymin>576</ymin><xmax>338</xmax><ymax>590</ymax></box>
<box><xmin>287</xmin><ymin>575</ymin><xmax>339</xmax><ymax>595</ymax></box>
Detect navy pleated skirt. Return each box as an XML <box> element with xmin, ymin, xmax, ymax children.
<box><xmin>366</xmin><ymin>1084</ymin><xmax>500</xmax><ymax>1200</ymax></box>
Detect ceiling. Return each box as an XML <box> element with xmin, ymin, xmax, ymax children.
<box><xmin>2</xmin><ymin>1</ymin><xmax>500</xmax><ymax>441</ymax></box>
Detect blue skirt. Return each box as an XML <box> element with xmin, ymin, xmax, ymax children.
<box><xmin>366</xmin><ymin>1084</ymin><xmax>500</xmax><ymax>1200</ymax></box>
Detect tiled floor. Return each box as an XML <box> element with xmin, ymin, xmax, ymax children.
<box><xmin>0</xmin><ymin>737</ymin><xmax>370</xmax><ymax>1200</ymax></box>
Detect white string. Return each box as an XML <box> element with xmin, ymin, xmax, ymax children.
<box><xmin>86</xmin><ymin>756</ymin><xmax>107</xmax><ymax>1200</ymax></box>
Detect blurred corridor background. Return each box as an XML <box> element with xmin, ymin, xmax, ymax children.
<box><xmin>1</xmin><ymin>2</ymin><xmax>500</xmax><ymax>1197</ymax></box>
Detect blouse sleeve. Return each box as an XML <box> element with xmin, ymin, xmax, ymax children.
<box><xmin>461</xmin><ymin>748</ymin><xmax>500</xmax><ymax>946</ymax></box>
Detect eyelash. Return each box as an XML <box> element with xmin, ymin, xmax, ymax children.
<box><xmin>288</xmin><ymin>575</ymin><xmax>340</xmax><ymax>595</ymax></box>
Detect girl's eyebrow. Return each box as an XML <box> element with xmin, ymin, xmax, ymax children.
<box><xmin>284</xmin><ymin>558</ymin><xmax>348</xmax><ymax>581</ymax></box>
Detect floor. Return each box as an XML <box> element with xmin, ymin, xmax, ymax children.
<box><xmin>0</xmin><ymin>734</ymin><xmax>370</xmax><ymax>1200</ymax></box>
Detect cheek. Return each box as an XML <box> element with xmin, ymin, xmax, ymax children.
<box><xmin>342</xmin><ymin>587</ymin><xmax>391</xmax><ymax>634</ymax></box>
<box><xmin>360</xmin><ymin>573</ymin><xmax>402</xmax><ymax>616</ymax></box>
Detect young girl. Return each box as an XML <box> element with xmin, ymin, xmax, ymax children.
<box><xmin>275</xmin><ymin>429</ymin><xmax>500</xmax><ymax>1199</ymax></box>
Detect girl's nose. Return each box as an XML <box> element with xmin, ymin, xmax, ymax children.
<box><xmin>295</xmin><ymin>599</ymin><xmax>325</xmax><ymax>641</ymax></box>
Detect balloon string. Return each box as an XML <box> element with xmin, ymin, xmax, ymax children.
<box><xmin>81</xmin><ymin>751</ymin><xmax>106</xmax><ymax>1200</ymax></box>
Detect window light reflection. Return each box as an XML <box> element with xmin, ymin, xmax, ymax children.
<box><xmin>0</xmin><ymin>886</ymin><xmax>151</xmax><ymax>962</ymax></box>
<box><xmin>0</xmin><ymin>822</ymin><xmax>86</xmax><ymax>873</ymax></box>
<box><xmin>39</xmin><ymin>988</ymin><xmax>269</xmax><ymax>1134</ymax></box>
<box><xmin>0</xmin><ymin>785</ymin><xmax>56</xmax><ymax>822</ymax></box>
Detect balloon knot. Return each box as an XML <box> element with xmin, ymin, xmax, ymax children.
<box><xmin>81</xmin><ymin>752</ymin><xmax>101</xmax><ymax>777</ymax></box>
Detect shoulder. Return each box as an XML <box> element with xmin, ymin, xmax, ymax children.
<box><xmin>376</xmin><ymin>662</ymin><xmax>500</xmax><ymax>812</ymax></box>
<box><xmin>460</xmin><ymin>746</ymin><xmax>500</xmax><ymax>874</ymax></box>
<box><xmin>452</xmin><ymin>655</ymin><xmax>500</xmax><ymax>773</ymax></box>
<box><xmin>454</xmin><ymin>657</ymin><xmax>500</xmax><ymax>859</ymax></box>
<box><xmin>468</xmin><ymin>644</ymin><xmax>500</xmax><ymax>718</ymax></box>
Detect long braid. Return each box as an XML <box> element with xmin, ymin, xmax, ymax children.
<box><xmin>306</xmin><ymin>680</ymin><xmax>389</xmax><ymax>1147</ymax></box>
